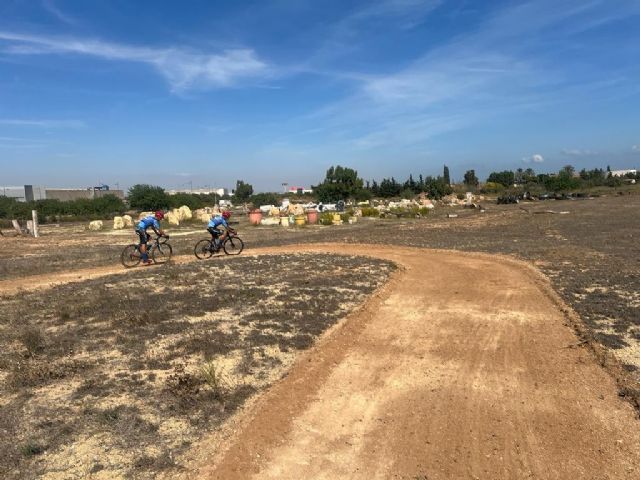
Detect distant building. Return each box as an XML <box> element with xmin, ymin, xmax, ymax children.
<box><xmin>0</xmin><ymin>184</ymin><xmax>124</xmax><ymax>202</ymax></box>
<box><xmin>287</xmin><ymin>186</ymin><xmax>313</xmax><ymax>194</ymax></box>
<box><xmin>168</xmin><ymin>187</ymin><xmax>229</xmax><ymax>196</ymax></box>
<box><xmin>1</xmin><ymin>185</ymin><xmax>47</xmax><ymax>202</ymax></box>
<box><xmin>610</xmin><ymin>169</ymin><xmax>637</xmax><ymax>177</ymax></box>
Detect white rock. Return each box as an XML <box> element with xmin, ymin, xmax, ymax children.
<box><xmin>113</xmin><ymin>216</ymin><xmax>125</xmax><ymax>230</ymax></box>
<box><xmin>88</xmin><ymin>220</ymin><xmax>103</xmax><ymax>231</ymax></box>
<box><xmin>122</xmin><ymin>215</ymin><xmax>133</xmax><ymax>227</ymax></box>
<box><xmin>166</xmin><ymin>211</ymin><xmax>180</xmax><ymax>226</ymax></box>
<box><xmin>178</xmin><ymin>205</ymin><xmax>192</xmax><ymax>221</ymax></box>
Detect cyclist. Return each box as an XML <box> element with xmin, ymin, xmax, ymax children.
<box><xmin>207</xmin><ymin>210</ymin><xmax>234</xmax><ymax>250</ymax></box>
<box><xmin>136</xmin><ymin>210</ymin><xmax>166</xmax><ymax>265</ymax></box>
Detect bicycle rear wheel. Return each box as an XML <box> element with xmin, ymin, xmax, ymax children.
<box><xmin>121</xmin><ymin>244</ymin><xmax>141</xmax><ymax>268</ymax></box>
<box><xmin>151</xmin><ymin>242</ymin><xmax>173</xmax><ymax>264</ymax></box>
<box><xmin>194</xmin><ymin>239</ymin><xmax>214</xmax><ymax>259</ymax></box>
<box><xmin>223</xmin><ymin>236</ymin><xmax>244</xmax><ymax>255</ymax></box>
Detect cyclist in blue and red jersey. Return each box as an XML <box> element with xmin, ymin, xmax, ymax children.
<box><xmin>207</xmin><ymin>210</ymin><xmax>234</xmax><ymax>250</ymax></box>
<box><xmin>136</xmin><ymin>211</ymin><xmax>166</xmax><ymax>265</ymax></box>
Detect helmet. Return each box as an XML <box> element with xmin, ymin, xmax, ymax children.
<box><xmin>222</xmin><ymin>211</ymin><xmax>231</xmax><ymax>219</ymax></box>
<box><xmin>155</xmin><ymin>210</ymin><xmax>165</xmax><ymax>220</ymax></box>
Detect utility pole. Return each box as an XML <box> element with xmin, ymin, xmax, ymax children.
<box><xmin>189</xmin><ymin>180</ymin><xmax>193</xmax><ymax>193</ymax></box>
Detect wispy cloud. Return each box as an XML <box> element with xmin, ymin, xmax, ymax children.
<box><xmin>0</xmin><ymin>118</ymin><xmax>85</xmax><ymax>128</ymax></box>
<box><xmin>298</xmin><ymin>0</ymin><xmax>640</xmax><ymax>151</ymax></box>
<box><xmin>0</xmin><ymin>31</ymin><xmax>268</xmax><ymax>92</ymax></box>
<box><xmin>42</xmin><ymin>0</ymin><xmax>77</xmax><ymax>25</ymax></box>
<box><xmin>633</xmin><ymin>145</ymin><xmax>640</xmax><ymax>152</ymax></box>
<box><xmin>561</xmin><ymin>148</ymin><xmax>598</xmax><ymax>157</ymax></box>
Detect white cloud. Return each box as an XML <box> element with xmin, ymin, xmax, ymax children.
<box><xmin>0</xmin><ymin>31</ymin><xmax>268</xmax><ymax>92</ymax></box>
<box><xmin>522</xmin><ymin>154</ymin><xmax>544</xmax><ymax>164</ymax></box>
<box><xmin>632</xmin><ymin>145</ymin><xmax>640</xmax><ymax>152</ymax></box>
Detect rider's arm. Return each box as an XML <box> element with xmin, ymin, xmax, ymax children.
<box><xmin>152</xmin><ymin>219</ymin><xmax>165</xmax><ymax>236</ymax></box>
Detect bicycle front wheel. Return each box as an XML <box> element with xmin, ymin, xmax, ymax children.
<box><xmin>194</xmin><ymin>239</ymin><xmax>214</xmax><ymax>259</ymax></box>
<box><xmin>223</xmin><ymin>236</ymin><xmax>244</xmax><ymax>255</ymax></box>
<box><xmin>152</xmin><ymin>242</ymin><xmax>173</xmax><ymax>264</ymax></box>
<box><xmin>121</xmin><ymin>244</ymin><xmax>141</xmax><ymax>268</ymax></box>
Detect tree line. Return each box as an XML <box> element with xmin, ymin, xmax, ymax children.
<box><xmin>0</xmin><ymin>194</ymin><xmax>126</xmax><ymax>221</ymax></box>
<box><xmin>478</xmin><ymin>165</ymin><xmax>638</xmax><ymax>192</ymax></box>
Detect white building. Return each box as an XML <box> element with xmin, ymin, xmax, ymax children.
<box><xmin>610</xmin><ymin>169</ymin><xmax>637</xmax><ymax>177</ymax></box>
<box><xmin>0</xmin><ymin>185</ymin><xmax>46</xmax><ymax>202</ymax></box>
<box><xmin>168</xmin><ymin>187</ymin><xmax>230</xmax><ymax>196</ymax></box>
<box><xmin>287</xmin><ymin>186</ymin><xmax>313</xmax><ymax>194</ymax></box>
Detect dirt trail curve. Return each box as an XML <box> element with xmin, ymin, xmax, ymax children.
<box><xmin>2</xmin><ymin>244</ymin><xmax>639</xmax><ymax>479</ymax></box>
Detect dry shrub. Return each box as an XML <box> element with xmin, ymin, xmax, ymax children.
<box><xmin>19</xmin><ymin>326</ymin><xmax>45</xmax><ymax>356</ymax></box>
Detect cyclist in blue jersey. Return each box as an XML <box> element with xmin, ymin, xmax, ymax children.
<box><xmin>136</xmin><ymin>210</ymin><xmax>166</xmax><ymax>265</ymax></box>
<box><xmin>207</xmin><ymin>211</ymin><xmax>234</xmax><ymax>250</ymax></box>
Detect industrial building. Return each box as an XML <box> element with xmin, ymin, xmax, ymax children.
<box><xmin>0</xmin><ymin>184</ymin><xmax>124</xmax><ymax>202</ymax></box>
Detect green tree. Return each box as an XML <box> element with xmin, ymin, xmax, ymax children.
<box><xmin>233</xmin><ymin>180</ymin><xmax>254</xmax><ymax>203</ymax></box>
<box><xmin>250</xmin><ymin>192</ymin><xmax>280</xmax><ymax>207</ymax></box>
<box><xmin>443</xmin><ymin>165</ymin><xmax>451</xmax><ymax>185</ymax></box>
<box><xmin>313</xmin><ymin>165</ymin><xmax>364</xmax><ymax>202</ymax></box>
<box><xmin>486</xmin><ymin>170</ymin><xmax>515</xmax><ymax>187</ymax></box>
<box><xmin>167</xmin><ymin>192</ymin><xmax>205</xmax><ymax>210</ymax></box>
<box><xmin>127</xmin><ymin>184</ymin><xmax>169</xmax><ymax>211</ymax></box>
<box><xmin>463</xmin><ymin>170</ymin><xmax>479</xmax><ymax>187</ymax></box>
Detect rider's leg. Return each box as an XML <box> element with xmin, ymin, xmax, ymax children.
<box><xmin>207</xmin><ymin>228</ymin><xmax>221</xmax><ymax>249</ymax></box>
<box><xmin>138</xmin><ymin>230</ymin><xmax>150</xmax><ymax>262</ymax></box>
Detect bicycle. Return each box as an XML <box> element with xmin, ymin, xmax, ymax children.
<box><xmin>121</xmin><ymin>234</ymin><xmax>173</xmax><ymax>268</ymax></box>
<box><xmin>194</xmin><ymin>230</ymin><xmax>244</xmax><ymax>259</ymax></box>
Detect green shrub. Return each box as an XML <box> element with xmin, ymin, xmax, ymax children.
<box><xmin>319</xmin><ymin>212</ymin><xmax>334</xmax><ymax>225</ymax></box>
<box><xmin>361</xmin><ymin>207</ymin><xmax>379</xmax><ymax>217</ymax></box>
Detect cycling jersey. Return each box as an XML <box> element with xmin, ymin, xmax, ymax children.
<box><xmin>137</xmin><ymin>216</ymin><xmax>160</xmax><ymax>232</ymax></box>
<box><xmin>207</xmin><ymin>216</ymin><xmax>228</xmax><ymax>229</ymax></box>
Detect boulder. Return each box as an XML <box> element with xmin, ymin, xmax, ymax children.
<box><xmin>88</xmin><ymin>220</ymin><xmax>103</xmax><ymax>231</ymax></box>
<box><xmin>178</xmin><ymin>205</ymin><xmax>192</xmax><ymax>221</ymax></box>
<box><xmin>260</xmin><ymin>217</ymin><xmax>280</xmax><ymax>226</ymax></box>
<box><xmin>122</xmin><ymin>215</ymin><xmax>133</xmax><ymax>227</ymax></box>
<box><xmin>113</xmin><ymin>216</ymin><xmax>125</xmax><ymax>230</ymax></box>
<box><xmin>166</xmin><ymin>211</ymin><xmax>181</xmax><ymax>226</ymax></box>
<box><xmin>138</xmin><ymin>211</ymin><xmax>153</xmax><ymax>220</ymax></box>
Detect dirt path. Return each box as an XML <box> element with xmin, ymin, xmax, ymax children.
<box><xmin>2</xmin><ymin>244</ymin><xmax>639</xmax><ymax>479</ymax></box>
<box><xmin>194</xmin><ymin>245</ymin><xmax>640</xmax><ymax>480</ymax></box>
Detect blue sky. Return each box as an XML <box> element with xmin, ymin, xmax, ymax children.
<box><xmin>0</xmin><ymin>0</ymin><xmax>639</xmax><ymax>191</ymax></box>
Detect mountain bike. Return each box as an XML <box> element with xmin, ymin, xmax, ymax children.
<box><xmin>121</xmin><ymin>234</ymin><xmax>173</xmax><ymax>268</ymax></box>
<box><xmin>194</xmin><ymin>230</ymin><xmax>244</xmax><ymax>259</ymax></box>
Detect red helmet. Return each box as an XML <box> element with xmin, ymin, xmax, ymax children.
<box><xmin>222</xmin><ymin>211</ymin><xmax>231</xmax><ymax>219</ymax></box>
<box><xmin>155</xmin><ymin>210</ymin><xmax>165</xmax><ymax>220</ymax></box>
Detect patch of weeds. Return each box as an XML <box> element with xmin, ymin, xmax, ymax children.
<box><xmin>99</xmin><ymin>406</ymin><xmax>122</xmax><ymax>424</ymax></box>
<box><xmin>19</xmin><ymin>326</ymin><xmax>45</xmax><ymax>356</ymax></box>
<box><xmin>20</xmin><ymin>441</ymin><xmax>45</xmax><ymax>457</ymax></box>
<box><xmin>166</xmin><ymin>364</ymin><xmax>203</xmax><ymax>398</ymax></box>
<box><xmin>200</xmin><ymin>360</ymin><xmax>230</xmax><ymax>399</ymax></box>
<box><xmin>57</xmin><ymin>306</ymin><xmax>71</xmax><ymax>321</ymax></box>
<box><xmin>134</xmin><ymin>451</ymin><xmax>176</xmax><ymax>471</ymax></box>
<box><xmin>7</xmin><ymin>359</ymin><xmax>74</xmax><ymax>389</ymax></box>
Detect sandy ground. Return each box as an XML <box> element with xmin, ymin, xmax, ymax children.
<box><xmin>2</xmin><ymin>244</ymin><xmax>639</xmax><ymax>479</ymax></box>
